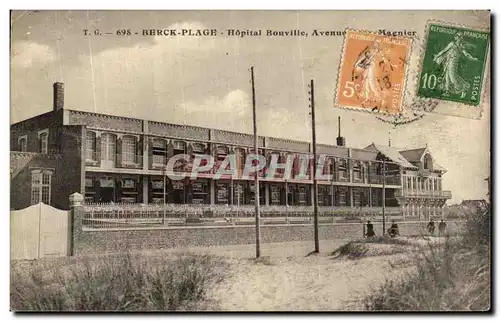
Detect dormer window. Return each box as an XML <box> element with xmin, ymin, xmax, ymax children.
<box><xmin>423</xmin><ymin>154</ymin><xmax>433</xmax><ymax>170</ymax></box>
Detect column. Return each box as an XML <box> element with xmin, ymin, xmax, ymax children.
<box><xmin>265</xmin><ymin>183</ymin><xmax>270</xmax><ymax>206</ymax></box>
<box><xmin>441</xmin><ymin>205</ymin><xmax>444</xmax><ymax>218</ymax></box>
<box><xmin>69</xmin><ymin>192</ymin><xmax>84</xmax><ymax>256</ymax></box>
<box><xmin>210</xmin><ymin>179</ymin><xmax>215</xmax><ymax>205</ymax></box>
<box><xmin>330</xmin><ymin>183</ymin><xmax>334</xmax><ymax>207</ymax></box>
<box><xmin>230</xmin><ymin>179</ymin><xmax>234</xmax><ymax>205</ymax></box>
<box><xmin>369</xmin><ymin>186</ymin><xmax>372</xmax><ymax>207</ymax></box>
<box><xmin>142</xmin><ymin>134</ymin><xmax>148</xmax><ymax>171</ymax></box>
<box><xmin>349</xmin><ymin>187</ymin><xmax>354</xmax><ymax>207</ymax></box>
<box><xmin>285</xmin><ymin>181</ymin><xmax>289</xmax><ymax>206</ymax></box>
<box><xmin>142</xmin><ymin>176</ymin><xmax>149</xmax><ymax>204</ymax></box>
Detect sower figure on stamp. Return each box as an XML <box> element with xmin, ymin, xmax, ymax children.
<box><xmin>352</xmin><ymin>42</ymin><xmax>397</xmax><ymax>105</ymax></box>
<box><xmin>433</xmin><ymin>32</ymin><xmax>478</xmax><ymax>97</ymax></box>
<box><xmin>365</xmin><ymin>220</ymin><xmax>375</xmax><ymax>238</ymax></box>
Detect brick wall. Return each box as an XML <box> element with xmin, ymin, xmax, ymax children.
<box><xmin>73</xmin><ymin>221</ymin><xmax>464</xmax><ymax>255</ymax></box>
<box><xmin>68</xmin><ymin>110</ymin><xmax>143</xmax><ymax>132</ymax></box>
<box><xmin>10</xmin><ymin>110</ymin><xmax>63</xmax><ymax>153</ymax></box>
<box><xmin>53</xmin><ymin>126</ymin><xmax>85</xmax><ymax>209</ymax></box>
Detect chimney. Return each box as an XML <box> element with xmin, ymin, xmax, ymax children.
<box><xmin>53</xmin><ymin>82</ymin><xmax>64</xmax><ymax>111</ymax></box>
<box><xmin>336</xmin><ymin>116</ymin><xmax>346</xmax><ymax>146</ymax></box>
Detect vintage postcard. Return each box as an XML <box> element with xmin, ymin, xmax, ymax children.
<box><xmin>10</xmin><ymin>10</ymin><xmax>491</xmax><ymax>312</ymax></box>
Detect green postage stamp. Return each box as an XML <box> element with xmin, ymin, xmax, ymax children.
<box><xmin>417</xmin><ymin>23</ymin><xmax>490</xmax><ymax>106</ymax></box>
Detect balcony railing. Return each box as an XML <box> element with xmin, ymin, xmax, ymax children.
<box><xmin>368</xmin><ymin>174</ymin><xmax>401</xmax><ymax>185</ymax></box>
<box><xmin>395</xmin><ymin>189</ymin><xmax>452</xmax><ymax>198</ymax></box>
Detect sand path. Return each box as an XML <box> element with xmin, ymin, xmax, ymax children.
<box><xmin>195</xmin><ymin>240</ymin><xmax>417</xmax><ymax>311</ymax></box>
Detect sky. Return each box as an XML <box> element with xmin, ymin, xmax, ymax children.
<box><xmin>10</xmin><ymin>10</ymin><xmax>491</xmax><ymax>203</ymax></box>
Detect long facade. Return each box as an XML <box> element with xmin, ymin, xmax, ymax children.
<box><xmin>10</xmin><ymin>83</ymin><xmax>452</xmax><ymax>219</ymax></box>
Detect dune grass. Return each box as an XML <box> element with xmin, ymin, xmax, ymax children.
<box><xmin>362</xmin><ymin>206</ymin><xmax>490</xmax><ymax>311</ymax></box>
<box><xmin>10</xmin><ymin>252</ymin><xmax>228</xmax><ymax>312</ymax></box>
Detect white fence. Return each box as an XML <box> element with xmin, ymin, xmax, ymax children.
<box><xmin>82</xmin><ymin>203</ymin><xmax>402</xmax><ymax>229</ymax></box>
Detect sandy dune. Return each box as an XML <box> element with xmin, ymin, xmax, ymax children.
<box><xmin>177</xmin><ymin>240</ymin><xmax>419</xmax><ymax>311</ymax></box>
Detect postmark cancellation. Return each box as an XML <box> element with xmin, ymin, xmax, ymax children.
<box><xmin>335</xmin><ymin>29</ymin><xmax>412</xmax><ymax>115</ymax></box>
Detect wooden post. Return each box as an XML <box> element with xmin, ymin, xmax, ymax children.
<box><xmin>310</xmin><ymin>79</ymin><xmax>320</xmax><ymax>253</ymax></box>
<box><xmin>382</xmin><ymin>159</ymin><xmax>386</xmax><ymax>236</ymax></box>
<box><xmin>251</xmin><ymin>66</ymin><xmax>261</xmax><ymax>258</ymax></box>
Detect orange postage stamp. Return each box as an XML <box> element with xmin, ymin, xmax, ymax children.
<box><xmin>335</xmin><ymin>30</ymin><xmax>412</xmax><ymax>114</ymax></box>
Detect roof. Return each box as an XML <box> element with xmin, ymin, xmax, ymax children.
<box><xmin>364</xmin><ymin>143</ymin><xmax>417</xmax><ymax>169</ymax></box>
<box><xmin>433</xmin><ymin>163</ymin><xmax>446</xmax><ymax>172</ymax></box>
<box><xmin>399</xmin><ymin>148</ymin><xmax>427</xmax><ymax>162</ymax></box>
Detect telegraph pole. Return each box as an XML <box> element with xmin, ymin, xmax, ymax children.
<box><xmin>382</xmin><ymin>158</ymin><xmax>386</xmax><ymax>236</ymax></box>
<box><xmin>251</xmin><ymin>66</ymin><xmax>261</xmax><ymax>258</ymax></box>
<box><xmin>309</xmin><ymin>79</ymin><xmax>320</xmax><ymax>253</ymax></box>
<box><xmin>163</xmin><ymin>167</ymin><xmax>167</xmax><ymax>225</ymax></box>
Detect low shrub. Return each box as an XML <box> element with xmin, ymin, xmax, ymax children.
<box><xmin>363</xmin><ymin>205</ymin><xmax>491</xmax><ymax>311</ymax></box>
<box><xmin>330</xmin><ymin>242</ymin><xmax>369</xmax><ymax>259</ymax></box>
<box><xmin>11</xmin><ymin>253</ymin><xmax>228</xmax><ymax>311</ymax></box>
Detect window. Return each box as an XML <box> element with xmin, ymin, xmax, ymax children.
<box><xmin>152</xmin><ymin>139</ymin><xmax>167</xmax><ymax>166</ymax></box>
<box><xmin>338</xmin><ymin>187</ymin><xmax>347</xmax><ymax>206</ymax></box>
<box><xmin>216</xmin><ymin>181</ymin><xmax>229</xmax><ymax>204</ymax></box>
<box><xmin>423</xmin><ymin>154</ymin><xmax>433</xmax><ymax>170</ymax></box>
<box><xmin>192</xmin><ymin>143</ymin><xmax>205</xmax><ymax>153</ymax></box>
<box><xmin>85</xmin><ymin>177</ymin><xmax>94</xmax><ymax>188</ymax></box>
<box><xmin>193</xmin><ymin>143</ymin><xmax>208</xmax><ymax>167</ymax></box>
<box><xmin>329</xmin><ymin>158</ymin><xmax>335</xmax><ymax>176</ymax></box>
<box><xmin>235</xmin><ymin>148</ymin><xmax>246</xmax><ymax>172</ymax></box>
<box><xmin>31</xmin><ymin>170</ymin><xmax>52</xmax><ymax>205</ymax></box>
<box><xmin>86</xmin><ymin>131</ymin><xmax>97</xmax><ymax>161</ymax></box>
<box><xmin>18</xmin><ymin>136</ymin><xmax>27</xmax><ymax>152</ymax></box>
<box><xmin>353</xmin><ymin>188</ymin><xmax>361</xmax><ymax>207</ymax></box>
<box><xmin>173</xmin><ymin>140</ymin><xmax>186</xmax><ymax>155</ymax></box>
<box><xmin>297</xmin><ymin>186</ymin><xmax>308</xmax><ymax>205</ymax></box>
<box><xmin>101</xmin><ymin>133</ymin><xmax>116</xmax><ymax>165</ymax></box>
<box><xmin>338</xmin><ymin>158</ymin><xmax>348</xmax><ymax>180</ymax></box>
<box><xmin>233</xmin><ymin>183</ymin><xmax>245</xmax><ymax>205</ymax></box>
<box><xmin>122</xmin><ymin>136</ymin><xmax>137</xmax><ymax>163</ymax></box>
<box><xmin>270</xmin><ymin>185</ymin><xmax>282</xmax><ymax>205</ymax></box>
<box><xmin>215</xmin><ymin>146</ymin><xmax>228</xmax><ymax>172</ymax></box>
<box><xmin>353</xmin><ymin>161</ymin><xmax>361</xmax><ymax>181</ymax></box>
<box><xmin>38</xmin><ymin>130</ymin><xmax>48</xmax><ymax>154</ymax></box>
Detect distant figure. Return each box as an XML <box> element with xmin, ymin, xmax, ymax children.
<box><xmin>366</xmin><ymin>220</ymin><xmax>375</xmax><ymax>238</ymax></box>
<box><xmin>388</xmin><ymin>220</ymin><xmax>399</xmax><ymax>238</ymax></box>
<box><xmin>438</xmin><ymin>219</ymin><xmax>447</xmax><ymax>236</ymax></box>
<box><xmin>427</xmin><ymin>219</ymin><xmax>436</xmax><ymax>235</ymax></box>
